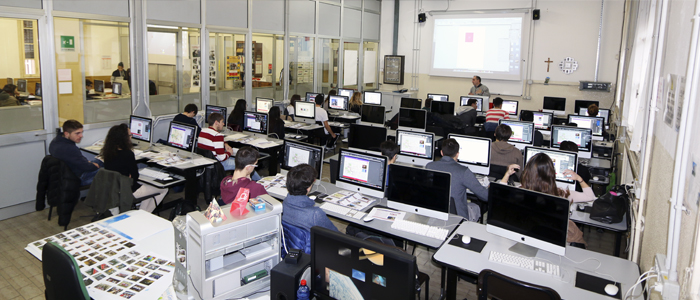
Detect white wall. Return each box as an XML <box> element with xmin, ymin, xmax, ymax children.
<box><xmin>84</xmin><ymin>25</ymin><xmax>124</xmax><ymax>76</ymax></box>
<box><xmin>0</xmin><ymin>18</ymin><xmax>21</xmax><ymax>78</ymax></box>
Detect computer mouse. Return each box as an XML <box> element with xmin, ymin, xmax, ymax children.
<box><xmin>604</xmin><ymin>283</ymin><xmax>619</xmax><ymax>296</ymax></box>
<box><xmin>163</xmin><ymin>176</ymin><xmax>173</xmax><ymax>181</ymax></box>
<box><xmin>593</xmin><ymin>176</ymin><xmax>600</xmax><ymax>181</ymax></box>
<box><xmin>461</xmin><ymin>235</ymin><xmax>471</xmax><ymax>244</ymax></box>
<box><xmin>309</xmin><ymin>195</ymin><xmax>317</xmax><ymax>200</ymax></box>
<box><xmin>363</xmin><ymin>216</ymin><xmax>374</xmax><ymax>222</ymax></box>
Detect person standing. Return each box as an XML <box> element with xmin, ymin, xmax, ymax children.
<box><xmin>314</xmin><ymin>94</ymin><xmax>339</xmax><ymax>149</ymax></box>
<box><xmin>468</xmin><ymin>75</ymin><xmax>490</xmax><ymax>96</ymax></box>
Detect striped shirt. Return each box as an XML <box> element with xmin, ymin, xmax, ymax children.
<box><xmin>197</xmin><ymin>126</ymin><xmax>229</xmax><ymax>162</ymax></box>
<box><xmin>485</xmin><ymin>109</ymin><xmax>510</xmax><ymax>123</ymax></box>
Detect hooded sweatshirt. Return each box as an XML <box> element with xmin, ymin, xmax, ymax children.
<box><xmin>0</xmin><ymin>91</ymin><xmax>20</xmax><ymax>107</ymax></box>
<box><xmin>490</xmin><ymin>141</ymin><xmax>523</xmax><ymax>171</ymax></box>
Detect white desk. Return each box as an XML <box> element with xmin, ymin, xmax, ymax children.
<box><xmin>433</xmin><ymin>221</ymin><xmax>641</xmax><ymax>300</ymax></box>
<box><xmin>222</xmin><ymin>131</ymin><xmax>284</xmax><ymax>149</ymax></box>
<box><xmin>570</xmin><ymin>203</ymin><xmax>629</xmax><ymax>257</ymax></box>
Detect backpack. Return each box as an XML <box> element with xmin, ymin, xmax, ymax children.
<box><xmin>589</xmin><ymin>185</ymin><xmax>628</xmax><ymax>224</ymax></box>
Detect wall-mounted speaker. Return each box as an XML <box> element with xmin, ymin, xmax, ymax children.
<box><xmin>533</xmin><ymin>9</ymin><xmax>540</xmax><ymax>20</ymax></box>
<box><xmin>418</xmin><ymin>13</ymin><xmax>427</xmax><ymax>23</ymax></box>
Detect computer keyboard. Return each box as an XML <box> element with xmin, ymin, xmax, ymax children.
<box><xmin>488</xmin><ymin>251</ymin><xmax>561</xmax><ymax>277</ymax></box>
<box><xmin>138</xmin><ymin>168</ymin><xmax>171</xmax><ymax>180</ymax></box>
<box><xmin>320</xmin><ymin>202</ymin><xmax>365</xmax><ymax>219</ymax></box>
<box><xmin>391</xmin><ymin>219</ymin><xmax>449</xmax><ymax>240</ymax></box>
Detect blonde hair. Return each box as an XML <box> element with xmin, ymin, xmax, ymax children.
<box><xmin>350</xmin><ymin>91</ymin><xmax>363</xmax><ymax>108</ymax></box>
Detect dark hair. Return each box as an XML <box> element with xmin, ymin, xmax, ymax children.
<box><xmin>521</xmin><ymin>153</ymin><xmax>569</xmax><ymax>198</ymax></box>
<box><xmin>118</xmin><ymin>62</ymin><xmax>124</xmax><ymax>67</ymax></box>
<box><xmin>314</xmin><ymin>94</ymin><xmax>324</xmax><ymax>105</ymax></box>
<box><xmin>229</xmin><ymin>99</ymin><xmax>247</xmax><ymax>124</ymax></box>
<box><xmin>290</xmin><ymin>94</ymin><xmax>301</xmax><ymax>108</ymax></box>
<box><xmin>588</xmin><ymin>104</ymin><xmax>599</xmax><ymax>117</ymax></box>
<box><xmin>494</xmin><ymin>124</ymin><xmax>512</xmax><ymax>141</ymax></box>
<box><xmin>466</xmin><ymin>98</ymin><xmax>477</xmax><ymax>106</ymax></box>
<box><xmin>234</xmin><ymin>146</ymin><xmax>259</xmax><ymax>171</ymax></box>
<box><xmin>2</xmin><ymin>84</ymin><xmax>16</xmax><ymax>94</ymax></box>
<box><xmin>380</xmin><ymin>141</ymin><xmax>400</xmax><ymax>161</ymax></box>
<box><xmin>474</xmin><ymin>75</ymin><xmax>481</xmax><ymax>82</ymax></box>
<box><xmin>208</xmin><ymin>112</ymin><xmax>224</xmax><ymax>124</ymax></box>
<box><xmin>101</xmin><ymin>124</ymin><xmax>132</xmax><ymax>163</ymax></box>
<box><xmin>324</xmin><ymin>90</ymin><xmax>337</xmax><ymax>106</ymax></box>
<box><xmin>520</xmin><ymin>110</ymin><xmax>534</xmax><ymax>121</ymax></box>
<box><xmin>62</xmin><ymin>119</ymin><xmax>83</xmax><ymax>133</ymax></box>
<box><xmin>493</xmin><ymin>97</ymin><xmax>503</xmax><ymax>108</ymax></box>
<box><xmin>559</xmin><ymin>141</ymin><xmax>579</xmax><ymax>152</ymax></box>
<box><xmin>268</xmin><ymin>106</ymin><xmax>282</xmax><ymax>133</ymax></box>
<box><xmin>85</xmin><ymin>80</ymin><xmax>93</xmax><ymax>88</ymax></box>
<box><xmin>184</xmin><ymin>103</ymin><xmax>198</xmax><ymax>114</ymax></box>
<box><xmin>441</xmin><ymin>138</ymin><xmax>460</xmax><ymax>158</ymax></box>
<box><xmin>424</xmin><ymin>98</ymin><xmax>433</xmax><ymax>109</ymax></box>
<box><xmin>286</xmin><ymin>164</ymin><xmax>316</xmax><ymax>195</ymax></box>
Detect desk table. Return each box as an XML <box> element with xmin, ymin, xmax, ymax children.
<box><xmin>570</xmin><ymin>204</ymin><xmax>629</xmax><ymax>257</ymax></box>
<box><xmin>434</xmin><ymin>221</ymin><xmax>641</xmax><ymax>300</ymax></box>
<box><xmin>223</xmin><ymin>131</ymin><xmax>284</xmax><ymax>175</ymax></box>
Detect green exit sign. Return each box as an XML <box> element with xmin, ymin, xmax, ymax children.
<box><xmin>60</xmin><ymin>36</ymin><xmax>74</xmax><ymax>50</ymax></box>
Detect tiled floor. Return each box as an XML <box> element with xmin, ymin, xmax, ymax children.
<box><xmin>2</xmin><ymin>148</ymin><xmax>622</xmax><ymax>300</ymax></box>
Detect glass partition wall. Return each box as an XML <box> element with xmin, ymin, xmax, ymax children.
<box><xmin>209</xmin><ymin>32</ymin><xmax>246</xmax><ymax>107</ymax></box>
<box><xmin>289</xmin><ymin>36</ymin><xmax>315</xmax><ymax>98</ymax></box>
<box><xmin>317</xmin><ymin>38</ymin><xmax>339</xmax><ymax>94</ymax></box>
<box><xmin>362</xmin><ymin>41</ymin><xmax>379</xmax><ymax>91</ymax></box>
<box><xmin>251</xmin><ymin>33</ymin><xmax>284</xmax><ymax>103</ymax></box>
<box><xmin>342</xmin><ymin>41</ymin><xmax>359</xmax><ymax>91</ymax></box>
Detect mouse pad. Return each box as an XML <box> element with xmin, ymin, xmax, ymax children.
<box><xmin>447</xmin><ymin>234</ymin><xmax>486</xmax><ymax>253</ymax></box>
<box><xmin>575</xmin><ymin>272</ymin><xmax>621</xmax><ymax>299</ymax></box>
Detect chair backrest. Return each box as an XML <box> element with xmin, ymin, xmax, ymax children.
<box><xmin>84</xmin><ymin>168</ymin><xmax>135</xmax><ymax>214</ymax></box>
<box><xmin>43</xmin><ymin>242</ymin><xmax>90</xmax><ymax>300</ymax></box>
<box><xmin>281</xmin><ymin>221</ymin><xmax>311</xmax><ymax>257</ymax></box>
<box><xmin>196</xmin><ymin>148</ymin><xmax>225</xmax><ymax>202</ymax></box>
<box><xmin>477</xmin><ymin>269</ymin><xmax>561</xmax><ymax>300</ymax></box>
<box><xmin>489</xmin><ymin>164</ymin><xmax>519</xmax><ymax>184</ymax></box>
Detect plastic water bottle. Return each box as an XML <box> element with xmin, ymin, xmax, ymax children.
<box><xmin>296</xmin><ymin>279</ymin><xmax>310</xmax><ymax>300</ymax></box>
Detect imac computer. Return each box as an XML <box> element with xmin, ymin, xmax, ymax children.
<box><xmin>398</xmin><ymin>108</ymin><xmax>427</xmax><ymax>132</ymax></box>
<box><xmin>295</xmin><ymin>101</ymin><xmax>316</xmax><ymax>124</ymax></box>
<box><xmin>498</xmin><ymin>120</ymin><xmax>534</xmax><ymax>150</ymax></box>
<box><xmin>427</xmin><ymin>93</ymin><xmax>448</xmax><ymax>102</ymax></box>
<box><xmin>460</xmin><ymin>95</ymin><xmax>487</xmax><ymax>112</ymax></box>
<box><xmin>129</xmin><ymin>115</ymin><xmax>152</xmax><ymax>145</ymax></box>
<box><xmin>205</xmin><ymin>105</ymin><xmax>227</xmax><ymax>125</ymax></box>
<box><xmin>35</xmin><ymin>82</ymin><xmax>42</xmax><ymax>98</ymax></box>
<box><xmin>568</xmin><ymin>114</ymin><xmax>605</xmax><ymax>140</ymax></box>
<box><xmin>400</xmin><ymin>97</ymin><xmax>422</xmax><ymax>109</ymax></box>
<box><xmin>335</xmin><ymin>149</ymin><xmax>388</xmax><ymax>199</ymax></box>
<box><xmin>430</xmin><ymin>101</ymin><xmax>455</xmax><ymax>115</ymax></box>
<box><xmin>305</xmin><ymin>92</ymin><xmax>321</xmax><ymax>102</ymax></box>
<box><xmin>574</xmin><ymin>100</ymin><xmax>600</xmax><ymax>113</ymax></box>
<box><xmin>360</xmin><ymin>105</ymin><xmax>386</xmax><ymax>126</ymax></box>
<box><xmin>550</xmin><ymin>125</ymin><xmax>592</xmax><ymax>159</ymax></box>
<box><xmin>487</xmin><ymin>183</ymin><xmax>570</xmax><ymax>256</ymax></box>
<box><xmin>167</xmin><ymin>121</ymin><xmax>198</xmax><ymax>155</ymax></box>
<box><xmin>328</xmin><ymin>95</ymin><xmax>349</xmax><ymax>114</ymax></box>
<box><xmin>520</xmin><ymin>110</ymin><xmax>554</xmax><ymax>131</ymax></box>
<box><xmin>338</xmin><ymin>88</ymin><xmax>353</xmax><ymax>99</ymax></box>
<box><xmin>543</xmin><ymin>96</ymin><xmax>566</xmax><ymax>117</ymax></box>
<box><xmin>348</xmin><ymin>123</ymin><xmax>387</xmax><ymax>154</ymax></box>
<box><xmin>94</xmin><ymin>80</ymin><xmax>105</xmax><ymax>95</ymax></box>
<box><xmin>578</xmin><ymin>107</ymin><xmax>610</xmax><ymax>124</ymax></box>
<box><xmin>524</xmin><ymin>146</ymin><xmax>579</xmax><ymax>192</ymax></box>
<box><xmin>448</xmin><ymin>134</ymin><xmax>491</xmax><ymax>175</ymax></box>
<box><xmin>111</xmin><ymin>82</ymin><xmax>122</xmax><ymax>96</ymax></box>
<box><xmin>395</xmin><ymin>130</ymin><xmax>435</xmax><ymax>166</ymax></box>
<box><xmin>363</xmin><ymin>91</ymin><xmax>382</xmax><ymax>105</ymax></box>
<box><xmin>243</xmin><ymin>111</ymin><xmax>269</xmax><ymax>137</ymax></box>
<box><xmin>501</xmin><ymin>100</ymin><xmax>519</xmax><ymax>116</ymax></box>
<box><xmin>310</xmin><ymin>227</ymin><xmax>417</xmax><ymax>300</ymax></box>
<box><xmin>280</xmin><ymin>140</ymin><xmax>324</xmax><ymax>180</ymax></box>
<box><xmin>16</xmin><ymin>79</ymin><xmax>27</xmax><ymax>96</ymax></box>
<box><xmin>256</xmin><ymin>97</ymin><xmax>273</xmax><ymax>113</ymax></box>
<box><xmin>386</xmin><ymin>164</ymin><xmax>452</xmax><ymax>220</ymax></box>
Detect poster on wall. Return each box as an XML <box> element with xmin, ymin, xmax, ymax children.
<box><xmin>190</xmin><ymin>45</ymin><xmax>201</xmax><ymax>91</ymax></box>
<box><xmin>344</xmin><ymin>50</ymin><xmax>358</xmax><ymax>86</ymax></box>
<box><xmin>209</xmin><ymin>51</ymin><xmax>216</xmax><ymax>87</ymax></box>
<box><xmin>226</xmin><ymin>56</ymin><xmax>240</xmax><ymax>80</ymax></box>
<box><xmin>663</xmin><ymin>74</ymin><xmax>676</xmax><ymax>127</ymax></box>
<box><xmin>675</xmin><ymin>76</ymin><xmax>685</xmax><ymax>132</ymax></box>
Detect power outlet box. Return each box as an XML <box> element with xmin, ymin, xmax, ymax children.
<box><xmin>655</xmin><ymin>253</ymin><xmax>681</xmax><ymax>300</ymax></box>
<box><xmin>579</xmin><ymin>81</ymin><xmax>611</xmax><ymax>92</ymax></box>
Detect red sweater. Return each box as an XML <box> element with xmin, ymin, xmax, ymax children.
<box><xmin>220</xmin><ymin>177</ymin><xmax>268</xmax><ymax>204</ymax></box>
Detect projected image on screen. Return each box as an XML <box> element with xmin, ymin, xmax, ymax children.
<box><xmin>431</xmin><ymin>15</ymin><xmax>523</xmax><ymax>80</ymax></box>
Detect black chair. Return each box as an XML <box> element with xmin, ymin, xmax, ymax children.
<box><xmin>196</xmin><ymin>148</ymin><xmax>226</xmax><ymax>204</ymax></box>
<box><xmin>36</xmin><ymin>155</ymin><xmax>88</xmax><ymax>230</ymax></box>
<box><xmin>85</xmin><ymin>168</ymin><xmax>161</xmax><ymax>220</ymax></box>
<box><xmin>489</xmin><ymin>164</ymin><xmax>519</xmax><ymax>184</ymax></box>
<box><xmin>42</xmin><ymin>242</ymin><xmax>90</xmax><ymax>300</ymax></box>
<box><xmin>478</xmin><ymin>269</ymin><xmax>561</xmax><ymax>300</ymax></box>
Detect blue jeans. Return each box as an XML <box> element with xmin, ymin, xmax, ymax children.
<box><xmin>220</xmin><ymin>157</ymin><xmax>261</xmax><ymax>181</ymax></box>
<box><xmin>484</xmin><ymin>122</ymin><xmax>498</xmax><ymax>132</ymax></box>
<box><xmin>80</xmin><ymin>159</ymin><xmax>104</xmax><ymax>186</ymax></box>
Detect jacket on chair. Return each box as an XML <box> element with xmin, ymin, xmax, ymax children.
<box><xmin>36</xmin><ymin>155</ymin><xmax>82</xmax><ymax>227</ymax></box>
<box><xmin>84</xmin><ymin>169</ymin><xmax>135</xmax><ymax>214</ymax></box>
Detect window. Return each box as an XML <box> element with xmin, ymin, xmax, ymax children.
<box><xmin>289</xmin><ymin>36</ymin><xmax>315</xmax><ymax>98</ymax></box>
<box><xmin>209</xmin><ymin>32</ymin><xmax>245</xmax><ymax>107</ymax></box>
<box><xmin>251</xmin><ymin>33</ymin><xmax>284</xmax><ymax>101</ymax></box>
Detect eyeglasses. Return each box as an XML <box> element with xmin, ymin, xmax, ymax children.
<box><xmin>247</xmin><ymin>164</ymin><xmax>258</xmax><ymax>168</ymax></box>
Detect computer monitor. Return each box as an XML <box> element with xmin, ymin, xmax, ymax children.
<box><xmin>305</xmin><ymin>92</ymin><xmax>322</xmax><ymax>102</ymax></box>
<box><xmin>427</xmin><ymin>93</ymin><xmax>448</xmax><ymax>102</ymax></box>
<box><xmin>336</xmin><ymin>148</ymin><xmax>388</xmax><ymax>199</ymax></box>
<box><xmin>486</xmin><ymin>183</ymin><xmax>570</xmax><ymax>256</ymax></box>
<box><xmin>281</xmin><ymin>140</ymin><xmax>324</xmax><ymax>180</ymax></box>
<box><xmin>94</xmin><ymin>80</ymin><xmax>105</xmax><ymax>94</ymax></box>
<box><xmin>498</xmin><ymin>120</ymin><xmax>534</xmax><ymax>150</ymax></box>
<box><xmin>16</xmin><ymin>79</ymin><xmax>27</xmax><ymax>94</ymax></box>
<box><xmin>243</xmin><ymin>111</ymin><xmax>269</xmax><ymax>135</ymax></box>
<box><xmin>578</xmin><ymin>107</ymin><xmax>610</xmax><ymax>124</ymax></box>
<box><xmin>542</xmin><ymin>96</ymin><xmax>566</xmax><ymax>116</ymax></box>
<box><xmin>568</xmin><ymin>114</ymin><xmax>605</xmax><ymax>138</ymax></box>
<box><xmin>360</xmin><ymin>105</ymin><xmax>385</xmax><ymax>125</ymax></box>
<box><xmin>205</xmin><ymin>105</ymin><xmax>227</xmax><ymax>125</ymax></box>
<box><xmin>6</xmin><ymin>78</ymin><xmax>12</xmax><ymax>85</ymax></box>
<box><xmin>295</xmin><ymin>101</ymin><xmax>316</xmax><ymax>121</ymax></box>
<box><xmin>524</xmin><ymin>146</ymin><xmax>579</xmax><ymax>190</ymax></box>
<box><xmin>129</xmin><ymin>115</ymin><xmax>152</xmax><ymax>143</ymax></box>
<box><xmin>448</xmin><ymin>134</ymin><xmax>491</xmax><ymax>175</ymax></box>
<box><xmin>501</xmin><ymin>100</ymin><xmax>519</xmax><ymax>116</ymax></box>
<box><xmin>386</xmin><ymin>164</ymin><xmax>451</xmax><ymax>220</ymax></box>
<box><xmin>520</xmin><ymin>110</ymin><xmax>554</xmax><ymax>131</ymax></box>
<box><xmin>398</xmin><ymin>108</ymin><xmax>427</xmax><ymax>131</ymax></box>
<box><xmin>112</xmin><ymin>82</ymin><xmax>122</xmax><ymax>95</ymax></box>
<box><xmin>430</xmin><ymin>101</ymin><xmax>455</xmax><ymax>115</ymax></box>
<box><xmin>256</xmin><ymin>97</ymin><xmax>273</xmax><ymax>113</ymax></box>
<box><xmin>35</xmin><ymin>82</ymin><xmax>42</xmax><ymax>97</ymax></box>
<box><xmin>395</xmin><ymin>130</ymin><xmax>434</xmax><ymax>166</ymax></box>
<box><xmin>338</xmin><ymin>88</ymin><xmax>353</xmax><ymax>99</ymax></box>
<box><xmin>167</xmin><ymin>121</ymin><xmax>198</xmax><ymax>152</ymax></box>
<box><xmin>574</xmin><ymin>100</ymin><xmax>600</xmax><ymax>113</ymax></box>
<box><xmin>348</xmin><ymin>124</ymin><xmax>387</xmax><ymax>154</ymax></box>
<box><xmin>363</xmin><ymin>91</ymin><xmax>382</xmax><ymax>105</ymax></box>
<box><xmin>550</xmin><ymin>125</ymin><xmax>592</xmax><ymax>158</ymax></box>
<box><xmin>400</xmin><ymin>97</ymin><xmax>422</xmax><ymax>109</ymax></box>
<box><xmin>460</xmin><ymin>96</ymin><xmax>487</xmax><ymax>112</ymax></box>
<box><xmin>310</xmin><ymin>227</ymin><xmax>417</xmax><ymax>300</ymax></box>
<box><xmin>328</xmin><ymin>95</ymin><xmax>349</xmax><ymax>111</ymax></box>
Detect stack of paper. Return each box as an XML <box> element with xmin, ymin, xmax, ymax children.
<box><xmin>323</xmin><ymin>191</ymin><xmax>376</xmax><ymax>211</ymax></box>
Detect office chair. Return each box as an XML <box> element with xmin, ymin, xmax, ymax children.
<box><xmin>85</xmin><ymin>169</ymin><xmax>161</xmax><ymax>218</ymax></box>
<box><xmin>36</xmin><ymin>155</ymin><xmax>87</xmax><ymax>230</ymax></box>
<box><xmin>489</xmin><ymin>164</ymin><xmax>520</xmax><ymax>184</ymax></box>
<box><xmin>196</xmin><ymin>148</ymin><xmax>225</xmax><ymax>204</ymax></box>
<box><xmin>477</xmin><ymin>269</ymin><xmax>561</xmax><ymax>300</ymax></box>
<box><xmin>42</xmin><ymin>242</ymin><xmax>90</xmax><ymax>300</ymax></box>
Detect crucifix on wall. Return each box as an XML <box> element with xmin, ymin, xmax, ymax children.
<box><xmin>545</xmin><ymin>58</ymin><xmax>553</xmax><ymax>72</ymax></box>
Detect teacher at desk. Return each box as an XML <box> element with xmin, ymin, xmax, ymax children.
<box><xmin>111</xmin><ymin>62</ymin><xmax>126</xmax><ymax>83</ymax></box>
<box><xmin>468</xmin><ymin>75</ymin><xmax>490</xmax><ymax>96</ymax></box>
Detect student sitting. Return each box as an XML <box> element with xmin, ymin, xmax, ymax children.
<box><xmin>285</xmin><ymin>94</ymin><xmax>300</xmax><ymax>121</ymax></box>
<box><xmin>268</xmin><ymin>106</ymin><xmax>286</xmax><ymax>139</ymax></box>
<box><xmin>282</xmin><ymin>164</ymin><xmax>338</xmax><ymax>232</ymax></box>
<box><xmin>490</xmin><ymin>124</ymin><xmax>523</xmax><ymax>176</ymax></box>
<box><xmin>349</xmin><ymin>92</ymin><xmax>362</xmax><ymax>114</ymax></box>
<box><xmin>559</xmin><ymin>140</ymin><xmax>591</xmax><ymax>192</ymax></box>
<box><xmin>173</xmin><ymin>103</ymin><xmax>201</xmax><ymax>131</ymax></box>
<box><xmin>227</xmin><ymin>99</ymin><xmax>247</xmax><ymax>131</ymax></box>
<box><xmin>198</xmin><ymin>112</ymin><xmax>237</xmax><ymax>171</ymax></box>
<box><xmin>49</xmin><ymin>119</ymin><xmax>102</xmax><ymax>186</ymax></box>
<box><xmin>314</xmin><ymin>94</ymin><xmax>339</xmax><ymax>149</ymax></box>
<box><xmin>220</xmin><ymin>146</ymin><xmax>267</xmax><ymax>205</ymax></box>
<box><xmin>484</xmin><ymin>97</ymin><xmax>510</xmax><ymax>132</ymax></box>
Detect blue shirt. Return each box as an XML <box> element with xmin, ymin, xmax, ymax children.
<box><xmin>282</xmin><ymin>194</ymin><xmax>338</xmax><ymax>232</ymax></box>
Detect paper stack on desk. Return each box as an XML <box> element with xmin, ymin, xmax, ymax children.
<box><xmin>323</xmin><ymin>191</ymin><xmax>375</xmax><ymax>211</ymax></box>
<box><xmin>224</xmin><ymin>133</ymin><xmax>247</xmax><ymax>141</ymax></box>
